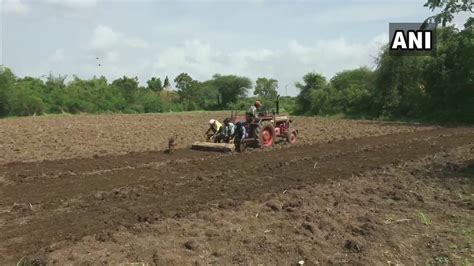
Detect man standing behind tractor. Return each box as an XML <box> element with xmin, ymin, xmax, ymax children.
<box><xmin>246</xmin><ymin>100</ymin><xmax>262</xmax><ymax>122</ymax></box>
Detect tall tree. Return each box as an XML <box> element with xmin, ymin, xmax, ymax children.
<box><xmin>163</xmin><ymin>76</ymin><xmax>170</xmax><ymax>89</ymax></box>
<box><xmin>146</xmin><ymin>77</ymin><xmax>163</xmax><ymax>92</ymax></box>
<box><xmin>111</xmin><ymin>76</ymin><xmax>139</xmax><ymax>103</ymax></box>
<box><xmin>0</xmin><ymin>68</ymin><xmax>16</xmax><ymax>117</ymax></box>
<box><xmin>254</xmin><ymin>77</ymin><xmax>278</xmax><ymax>100</ymax></box>
<box><xmin>295</xmin><ymin>73</ymin><xmax>327</xmax><ymax>115</ymax></box>
<box><xmin>423</xmin><ymin>25</ymin><xmax>474</xmax><ymax>122</ymax></box>
<box><xmin>174</xmin><ymin>73</ymin><xmax>201</xmax><ymax>111</ymax></box>
<box><xmin>330</xmin><ymin>67</ymin><xmax>375</xmax><ymax>114</ymax></box>
<box><xmin>374</xmin><ymin>47</ymin><xmax>431</xmax><ymax>117</ymax></box>
<box><xmin>209</xmin><ymin>74</ymin><xmax>252</xmax><ymax>108</ymax></box>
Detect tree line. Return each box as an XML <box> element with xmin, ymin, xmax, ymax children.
<box><xmin>0</xmin><ymin>70</ymin><xmax>291</xmax><ymax>117</ymax></box>
<box><xmin>295</xmin><ymin>21</ymin><xmax>473</xmax><ymax>123</ymax></box>
<box><xmin>0</xmin><ymin>2</ymin><xmax>471</xmax><ymax>123</ymax></box>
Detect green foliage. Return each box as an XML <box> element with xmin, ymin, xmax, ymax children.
<box><xmin>417</xmin><ymin>211</ymin><xmax>432</xmax><ymax>226</ymax></box>
<box><xmin>7</xmin><ymin>81</ymin><xmax>45</xmax><ymax>116</ymax></box>
<box><xmin>424</xmin><ymin>0</ymin><xmax>473</xmax><ymax>26</ymax></box>
<box><xmin>111</xmin><ymin>76</ymin><xmax>139</xmax><ymax>103</ymax></box>
<box><xmin>0</xmin><ymin>68</ymin><xmax>264</xmax><ymax>118</ymax></box>
<box><xmin>174</xmin><ymin>73</ymin><xmax>220</xmax><ymax>111</ymax></box>
<box><xmin>295</xmin><ymin>73</ymin><xmax>328</xmax><ymax>115</ymax></box>
<box><xmin>0</xmin><ymin>68</ymin><xmax>16</xmax><ymax>117</ymax></box>
<box><xmin>309</xmin><ymin>85</ymin><xmax>343</xmax><ymax>115</ymax></box>
<box><xmin>147</xmin><ymin>77</ymin><xmax>163</xmax><ymax>92</ymax></box>
<box><xmin>174</xmin><ymin>73</ymin><xmax>200</xmax><ymax>111</ymax></box>
<box><xmin>431</xmin><ymin>255</ymin><xmax>450</xmax><ymax>265</ymax></box>
<box><xmin>163</xmin><ymin>76</ymin><xmax>170</xmax><ymax>88</ymax></box>
<box><xmin>208</xmin><ymin>74</ymin><xmax>252</xmax><ymax>108</ymax></box>
<box><xmin>331</xmin><ymin>67</ymin><xmax>375</xmax><ymax>115</ymax></box>
<box><xmin>294</xmin><ymin>25</ymin><xmax>473</xmax><ymax>123</ymax></box>
<box><xmin>373</xmin><ymin>48</ymin><xmax>431</xmax><ymax>117</ymax></box>
<box><xmin>1</xmin><ymin>10</ymin><xmax>470</xmax><ymax>123</ymax></box>
<box><xmin>254</xmin><ymin>77</ymin><xmax>278</xmax><ymax>101</ymax></box>
<box><xmin>423</xmin><ymin>25</ymin><xmax>474</xmax><ymax>122</ymax></box>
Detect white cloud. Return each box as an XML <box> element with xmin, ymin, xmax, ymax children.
<box><xmin>90</xmin><ymin>25</ymin><xmax>123</xmax><ymax>51</ymax></box>
<box><xmin>31</xmin><ymin>30</ymin><xmax>388</xmax><ymax>95</ymax></box>
<box><xmin>43</xmin><ymin>0</ymin><xmax>99</xmax><ymax>18</ymax></box>
<box><xmin>285</xmin><ymin>33</ymin><xmax>388</xmax><ymax>78</ymax></box>
<box><xmin>90</xmin><ymin>25</ymin><xmax>149</xmax><ymax>51</ymax></box>
<box><xmin>3</xmin><ymin>0</ymin><xmax>31</xmax><ymax>15</ymax></box>
<box><xmin>150</xmin><ymin>33</ymin><xmax>386</xmax><ymax>95</ymax></box>
<box><xmin>46</xmin><ymin>0</ymin><xmax>98</xmax><ymax>9</ymax></box>
<box><xmin>233</xmin><ymin>49</ymin><xmax>280</xmax><ymax>62</ymax></box>
<box><xmin>105</xmin><ymin>51</ymin><xmax>119</xmax><ymax>62</ymax></box>
<box><xmin>125</xmin><ymin>38</ymin><xmax>150</xmax><ymax>49</ymax></box>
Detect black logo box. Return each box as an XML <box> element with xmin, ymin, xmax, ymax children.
<box><xmin>389</xmin><ymin>22</ymin><xmax>437</xmax><ymax>56</ymax></box>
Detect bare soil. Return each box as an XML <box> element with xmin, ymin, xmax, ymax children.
<box><xmin>0</xmin><ymin>113</ymin><xmax>472</xmax><ymax>265</ymax></box>
<box><xmin>0</xmin><ymin>112</ymin><xmax>435</xmax><ymax>164</ymax></box>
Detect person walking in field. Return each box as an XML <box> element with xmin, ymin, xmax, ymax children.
<box><xmin>246</xmin><ymin>100</ymin><xmax>262</xmax><ymax>122</ymax></box>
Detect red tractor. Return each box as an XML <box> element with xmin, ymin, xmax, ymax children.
<box><xmin>229</xmin><ymin>100</ymin><xmax>298</xmax><ymax>152</ymax></box>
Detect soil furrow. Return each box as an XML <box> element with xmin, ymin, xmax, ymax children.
<box><xmin>0</xmin><ymin>127</ymin><xmax>472</xmax><ymax>262</ymax></box>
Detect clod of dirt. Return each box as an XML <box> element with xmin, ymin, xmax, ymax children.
<box><xmin>93</xmin><ymin>191</ymin><xmax>105</xmax><ymax>200</ymax></box>
<box><xmin>350</xmin><ymin>223</ymin><xmax>374</xmax><ymax>236</ymax></box>
<box><xmin>184</xmin><ymin>240</ymin><xmax>199</xmax><ymax>251</ymax></box>
<box><xmin>211</xmin><ymin>251</ymin><xmax>222</xmax><ymax>257</ymax></box>
<box><xmin>344</xmin><ymin>239</ymin><xmax>363</xmax><ymax>253</ymax></box>
<box><xmin>282</xmin><ymin>200</ymin><xmax>302</xmax><ymax>212</ymax></box>
<box><xmin>95</xmin><ymin>231</ymin><xmax>114</xmax><ymax>242</ymax></box>
<box><xmin>302</xmin><ymin>222</ymin><xmax>316</xmax><ymax>234</ymax></box>
<box><xmin>217</xmin><ymin>199</ymin><xmax>238</xmax><ymax>209</ymax></box>
<box><xmin>11</xmin><ymin>203</ymin><xmax>32</xmax><ymax>212</ymax></box>
<box><xmin>18</xmin><ymin>256</ymin><xmax>46</xmax><ymax>266</ymax></box>
<box><xmin>265</xmin><ymin>200</ymin><xmax>281</xmax><ymax>211</ymax></box>
<box><xmin>152</xmin><ymin>251</ymin><xmax>161</xmax><ymax>266</ymax></box>
<box><xmin>137</xmin><ymin>215</ymin><xmax>150</xmax><ymax>223</ymax></box>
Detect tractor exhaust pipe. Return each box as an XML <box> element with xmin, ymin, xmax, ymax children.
<box><xmin>276</xmin><ymin>95</ymin><xmax>280</xmax><ymax>114</ymax></box>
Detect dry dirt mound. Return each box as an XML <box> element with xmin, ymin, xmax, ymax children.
<box><xmin>0</xmin><ymin>127</ymin><xmax>472</xmax><ymax>264</ymax></box>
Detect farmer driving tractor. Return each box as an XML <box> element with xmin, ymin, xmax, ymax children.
<box><xmin>246</xmin><ymin>100</ymin><xmax>262</xmax><ymax>122</ymax></box>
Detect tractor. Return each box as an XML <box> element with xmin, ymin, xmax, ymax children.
<box><xmin>191</xmin><ymin>97</ymin><xmax>298</xmax><ymax>152</ymax></box>
<box><xmin>230</xmin><ymin>97</ymin><xmax>298</xmax><ymax>152</ymax></box>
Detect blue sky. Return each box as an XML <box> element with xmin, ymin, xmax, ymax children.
<box><xmin>0</xmin><ymin>0</ymin><xmax>468</xmax><ymax>95</ymax></box>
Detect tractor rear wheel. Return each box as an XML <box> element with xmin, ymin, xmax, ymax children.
<box><xmin>286</xmin><ymin>128</ymin><xmax>297</xmax><ymax>144</ymax></box>
<box><xmin>254</xmin><ymin>121</ymin><xmax>275</xmax><ymax>148</ymax></box>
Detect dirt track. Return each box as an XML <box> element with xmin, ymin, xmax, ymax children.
<box><xmin>1</xmin><ymin>126</ymin><xmax>473</xmax><ymax>264</ymax></box>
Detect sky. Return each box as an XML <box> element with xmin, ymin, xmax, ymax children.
<box><xmin>0</xmin><ymin>0</ymin><xmax>469</xmax><ymax>95</ymax></box>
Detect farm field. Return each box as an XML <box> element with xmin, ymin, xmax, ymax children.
<box><xmin>0</xmin><ymin>112</ymin><xmax>473</xmax><ymax>265</ymax></box>
<box><xmin>0</xmin><ymin>112</ymin><xmax>437</xmax><ymax>164</ymax></box>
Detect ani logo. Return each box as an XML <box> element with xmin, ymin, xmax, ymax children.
<box><xmin>389</xmin><ymin>23</ymin><xmax>437</xmax><ymax>56</ymax></box>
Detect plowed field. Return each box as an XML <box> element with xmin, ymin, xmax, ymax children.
<box><xmin>0</xmin><ymin>113</ymin><xmax>472</xmax><ymax>265</ymax></box>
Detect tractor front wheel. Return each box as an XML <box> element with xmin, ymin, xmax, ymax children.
<box><xmin>255</xmin><ymin>122</ymin><xmax>275</xmax><ymax>148</ymax></box>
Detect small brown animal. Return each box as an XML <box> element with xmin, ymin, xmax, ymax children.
<box><xmin>168</xmin><ymin>134</ymin><xmax>178</xmax><ymax>154</ymax></box>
